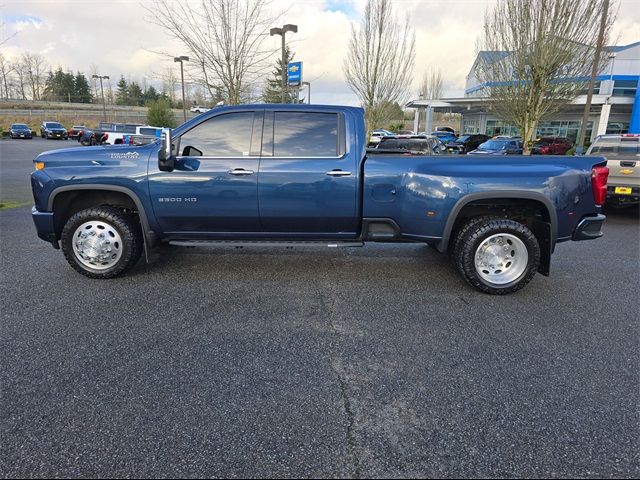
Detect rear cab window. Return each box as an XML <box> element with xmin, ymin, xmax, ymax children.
<box><xmin>265</xmin><ymin>111</ymin><xmax>345</xmax><ymax>157</ymax></box>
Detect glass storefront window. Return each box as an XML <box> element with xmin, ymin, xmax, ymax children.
<box><xmin>605</xmin><ymin>122</ymin><xmax>629</xmax><ymax>134</ymax></box>
<box><xmin>485</xmin><ymin>119</ymin><xmax>593</xmax><ymax>143</ymax></box>
<box><xmin>612</xmin><ymin>80</ymin><xmax>638</xmax><ymax>97</ymax></box>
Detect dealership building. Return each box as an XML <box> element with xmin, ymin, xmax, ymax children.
<box><xmin>408</xmin><ymin>41</ymin><xmax>640</xmax><ymax>142</ymax></box>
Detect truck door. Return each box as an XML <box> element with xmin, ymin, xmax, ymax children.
<box><xmin>257</xmin><ymin>110</ymin><xmax>359</xmax><ymax>236</ymax></box>
<box><xmin>148</xmin><ymin>110</ymin><xmax>262</xmax><ymax>233</ymax></box>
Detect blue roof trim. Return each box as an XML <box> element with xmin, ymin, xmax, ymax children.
<box><xmin>465</xmin><ymin>74</ymin><xmax>640</xmax><ymax>94</ymax></box>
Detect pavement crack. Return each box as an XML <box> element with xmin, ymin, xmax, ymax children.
<box><xmin>320</xmin><ymin>264</ymin><xmax>363</xmax><ymax>478</ymax></box>
<box><xmin>333</xmin><ymin>361</ymin><xmax>363</xmax><ymax>479</ymax></box>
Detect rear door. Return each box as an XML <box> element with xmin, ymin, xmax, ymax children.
<box><xmin>257</xmin><ymin>110</ymin><xmax>358</xmax><ymax>236</ymax></box>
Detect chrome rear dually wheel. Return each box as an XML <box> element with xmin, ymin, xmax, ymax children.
<box><xmin>453</xmin><ymin>217</ymin><xmax>540</xmax><ymax>295</ymax></box>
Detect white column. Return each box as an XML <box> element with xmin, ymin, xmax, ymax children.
<box><xmin>425</xmin><ymin>106</ymin><xmax>434</xmax><ymax>134</ymax></box>
<box><xmin>595</xmin><ymin>103</ymin><xmax>611</xmax><ymax>139</ymax></box>
<box><xmin>413</xmin><ymin>109</ymin><xmax>420</xmax><ymax>133</ymax></box>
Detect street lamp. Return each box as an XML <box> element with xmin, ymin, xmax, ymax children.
<box><xmin>174</xmin><ymin>55</ymin><xmax>189</xmax><ymax>122</ymax></box>
<box><xmin>270</xmin><ymin>24</ymin><xmax>297</xmax><ymax>103</ymax></box>
<box><xmin>301</xmin><ymin>81</ymin><xmax>311</xmax><ymax>104</ymax></box>
<box><xmin>92</xmin><ymin>74</ymin><xmax>109</xmax><ymax>121</ymax></box>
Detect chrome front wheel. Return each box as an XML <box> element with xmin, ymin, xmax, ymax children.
<box><xmin>72</xmin><ymin>220</ymin><xmax>123</xmax><ymax>270</ymax></box>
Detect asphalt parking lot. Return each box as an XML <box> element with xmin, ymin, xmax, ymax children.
<box><xmin>1</xmin><ymin>138</ymin><xmax>639</xmax><ymax>478</ymax></box>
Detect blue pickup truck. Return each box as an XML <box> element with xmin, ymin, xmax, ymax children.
<box><xmin>30</xmin><ymin>104</ymin><xmax>608</xmax><ymax>294</ymax></box>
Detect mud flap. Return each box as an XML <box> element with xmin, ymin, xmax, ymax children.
<box><xmin>531</xmin><ymin>220</ymin><xmax>551</xmax><ymax>276</ymax></box>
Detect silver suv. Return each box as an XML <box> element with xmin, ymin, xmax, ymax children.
<box><xmin>587</xmin><ymin>134</ymin><xmax>640</xmax><ymax>206</ymax></box>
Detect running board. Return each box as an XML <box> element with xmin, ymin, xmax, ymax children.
<box><xmin>168</xmin><ymin>240</ymin><xmax>364</xmax><ymax>248</ymax></box>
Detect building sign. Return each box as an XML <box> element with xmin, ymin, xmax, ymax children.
<box><xmin>287</xmin><ymin>62</ymin><xmax>302</xmax><ymax>86</ymax></box>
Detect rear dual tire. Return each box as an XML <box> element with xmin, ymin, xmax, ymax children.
<box><xmin>453</xmin><ymin>217</ymin><xmax>540</xmax><ymax>295</ymax></box>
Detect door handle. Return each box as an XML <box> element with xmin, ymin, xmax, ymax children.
<box><xmin>228</xmin><ymin>168</ymin><xmax>254</xmax><ymax>176</ymax></box>
<box><xmin>326</xmin><ymin>170</ymin><xmax>352</xmax><ymax>177</ymax></box>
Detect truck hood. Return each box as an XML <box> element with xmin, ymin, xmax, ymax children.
<box><xmin>34</xmin><ymin>143</ymin><xmax>157</xmax><ymax>168</ymax></box>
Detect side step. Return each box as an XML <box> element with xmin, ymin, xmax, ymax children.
<box><xmin>168</xmin><ymin>240</ymin><xmax>365</xmax><ymax>248</ymax></box>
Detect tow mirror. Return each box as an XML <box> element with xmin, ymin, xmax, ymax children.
<box><xmin>158</xmin><ymin>129</ymin><xmax>175</xmax><ymax>172</ymax></box>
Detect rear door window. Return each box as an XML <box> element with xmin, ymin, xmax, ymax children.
<box><xmin>273</xmin><ymin>112</ymin><xmax>340</xmax><ymax>157</ymax></box>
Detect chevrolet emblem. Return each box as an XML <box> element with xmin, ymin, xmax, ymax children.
<box><xmin>620</xmin><ymin>168</ymin><xmax>634</xmax><ymax>175</ymax></box>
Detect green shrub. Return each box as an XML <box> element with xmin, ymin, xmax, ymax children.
<box><xmin>146</xmin><ymin>99</ymin><xmax>177</xmax><ymax>128</ymax></box>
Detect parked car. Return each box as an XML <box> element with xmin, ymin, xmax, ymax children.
<box><xmin>30</xmin><ymin>104</ymin><xmax>607</xmax><ymax>295</ymax></box>
<box><xmin>91</xmin><ymin>122</ymin><xmax>143</xmax><ymax>145</ymax></box>
<box><xmin>586</xmin><ymin>134</ymin><xmax>640</xmax><ymax>206</ymax></box>
<box><xmin>9</xmin><ymin>123</ymin><xmax>33</xmax><ymax>139</ymax></box>
<box><xmin>369</xmin><ymin>135</ymin><xmax>449</xmax><ymax>155</ymax></box>
<box><xmin>78</xmin><ymin>129</ymin><xmax>108</xmax><ymax>146</ymax></box>
<box><xmin>395</xmin><ymin>129</ymin><xmax>415</xmax><ymax>136</ymax></box>
<box><xmin>429</xmin><ymin>131</ymin><xmax>458</xmax><ymax>144</ymax></box>
<box><xmin>40</xmin><ymin>121</ymin><xmax>68</xmax><ymax>140</ymax></box>
<box><xmin>531</xmin><ymin>137</ymin><xmax>573</xmax><ymax>155</ymax></box>
<box><xmin>68</xmin><ymin>125</ymin><xmax>88</xmax><ymax>140</ymax></box>
<box><xmin>468</xmin><ymin>138</ymin><xmax>523</xmax><ymax>155</ymax></box>
<box><xmin>434</xmin><ymin>126</ymin><xmax>456</xmax><ymax>134</ymax></box>
<box><xmin>369</xmin><ymin>129</ymin><xmax>395</xmax><ymax>146</ymax></box>
<box><xmin>446</xmin><ymin>134</ymin><xmax>489</xmax><ymax>154</ymax></box>
<box><xmin>190</xmin><ymin>106</ymin><xmax>210</xmax><ymax>113</ymax></box>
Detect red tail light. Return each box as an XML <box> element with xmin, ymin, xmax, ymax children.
<box><xmin>591</xmin><ymin>165</ymin><xmax>609</xmax><ymax>206</ymax></box>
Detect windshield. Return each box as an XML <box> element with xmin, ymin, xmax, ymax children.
<box><xmin>479</xmin><ymin>140</ymin><xmax>510</xmax><ymax>150</ymax></box>
<box><xmin>456</xmin><ymin>135</ymin><xmax>470</xmax><ymax>142</ymax></box>
<box><xmin>12</xmin><ymin>124</ymin><xmax>28</xmax><ymax>129</ymax></box>
<box><xmin>46</xmin><ymin>122</ymin><xmax>63</xmax><ymax>128</ymax></box>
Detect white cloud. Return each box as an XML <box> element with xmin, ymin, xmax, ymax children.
<box><xmin>2</xmin><ymin>0</ymin><xmax>639</xmax><ymax>104</ymax></box>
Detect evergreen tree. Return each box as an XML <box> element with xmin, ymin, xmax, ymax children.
<box><xmin>262</xmin><ymin>46</ymin><xmax>297</xmax><ymax>103</ymax></box>
<box><xmin>74</xmin><ymin>72</ymin><xmax>92</xmax><ymax>103</ymax></box>
<box><xmin>115</xmin><ymin>76</ymin><xmax>129</xmax><ymax>105</ymax></box>
<box><xmin>43</xmin><ymin>68</ymin><xmax>75</xmax><ymax>101</ymax></box>
<box><xmin>128</xmin><ymin>81</ymin><xmax>144</xmax><ymax>106</ymax></box>
<box><xmin>147</xmin><ymin>98</ymin><xmax>176</xmax><ymax>128</ymax></box>
<box><xmin>144</xmin><ymin>85</ymin><xmax>159</xmax><ymax>103</ymax></box>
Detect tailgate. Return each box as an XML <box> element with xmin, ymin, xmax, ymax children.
<box><xmin>606</xmin><ymin>157</ymin><xmax>640</xmax><ymax>188</ymax></box>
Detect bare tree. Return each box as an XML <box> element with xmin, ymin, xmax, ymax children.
<box><xmin>13</xmin><ymin>59</ymin><xmax>28</xmax><ymax>100</ymax></box>
<box><xmin>476</xmin><ymin>0</ymin><xmax>615</xmax><ymax>153</ymax></box>
<box><xmin>0</xmin><ymin>52</ymin><xmax>14</xmax><ymax>99</ymax></box>
<box><xmin>146</xmin><ymin>0</ymin><xmax>279</xmax><ymax>105</ymax></box>
<box><xmin>22</xmin><ymin>52</ymin><xmax>47</xmax><ymax>100</ymax></box>
<box><xmin>344</xmin><ymin>0</ymin><xmax>415</xmax><ymax>132</ymax></box>
<box><xmin>418</xmin><ymin>67</ymin><xmax>443</xmax><ymax>100</ymax></box>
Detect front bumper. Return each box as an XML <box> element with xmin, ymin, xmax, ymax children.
<box><xmin>32</xmin><ymin>207</ymin><xmax>58</xmax><ymax>248</ymax></box>
<box><xmin>572</xmin><ymin>214</ymin><xmax>606</xmax><ymax>241</ymax></box>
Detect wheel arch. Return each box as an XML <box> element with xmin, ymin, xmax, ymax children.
<box><xmin>48</xmin><ymin>185</ymin><xmax>156</xmax><ymax>261</ymax></box>
<box><xmin>438</xmin><ymin>191</ymin><xmax>557</xmax><ymax>276</ymax></box>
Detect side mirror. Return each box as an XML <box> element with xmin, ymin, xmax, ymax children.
<box><xmin>158</xmin><ymin>129</ymin><xmax>175</xmax><ymax>172</ymax></box>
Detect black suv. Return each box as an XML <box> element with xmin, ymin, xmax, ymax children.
<box><xmin>368</xmin><ymin>135</ymin><xmax>449</xmax><ymax>155</ymax></box>
<box><xmin>40</xmin><ymin>121</ymin><xmax>68</xmax><ymax>140</ymax></box>
<box><xmin>446</xmin><ymin>134</ymin><xmax>489</xmax><ymax>154</ymax></box>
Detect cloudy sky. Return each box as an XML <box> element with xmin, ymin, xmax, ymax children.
<box><xmin>2</xmin><ymin>0</ymin><xmax>639</xmax><ymax>105</ymax></box>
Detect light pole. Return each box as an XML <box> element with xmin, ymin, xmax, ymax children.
<box><xmin>92</xmin><ymin>74</ymin><xmax>109</xmax><ymax>121</ymax></box>
<box><xmin>270</xmin><ymin>24</ymin><xmax>297</xmax><ymax>103</ymax></box>
<box><xmin>174</xmin><ymin>55</ymin><xmax>189</xmax><ymax>122</ymax></box>
<box><xmin>608</xmin><ymin>51</ymin><xmax>617</xmax><ymax>95</ymax></box>
<box><xmin>301</xmin><ymin>81</ymin><xmax>311</xmax><ymax>104</ymax></box>
<box><xmin>576</xmin><ymin>0</ymin><xmax>609</xmax><ymax>154</ymax></box>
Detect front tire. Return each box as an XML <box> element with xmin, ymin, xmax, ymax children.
<box><xmin>61</xmin><ymin>206</ymin><xmax>143</xmax><ymax>279</ymax></box>
<box><xmin>453</xmin><ymin>217</ymin><xmax>540</xmax><ymax>294</ymax></box>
